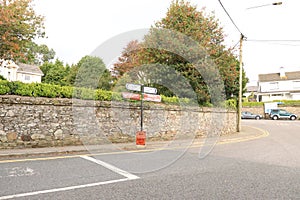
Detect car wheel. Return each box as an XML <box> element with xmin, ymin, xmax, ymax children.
<box><xmin>255</xmin><ymin>116</ymin><xmax>260</xmax><ymax>120</ymax></box>
<box><xmin>290</xmin><ymin>116</ymin><xmax>296</xmax><ymax>120</ymax></box>
<box><xmin>272</xmin><ymin>115</ymin><xmax>278</xmax><ymax>120</ymax></box>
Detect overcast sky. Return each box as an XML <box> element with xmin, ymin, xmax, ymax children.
<box><xmin>33</xmin><ymin>0</ymin><xmax>300</xmax><ymax>84</ymax></box>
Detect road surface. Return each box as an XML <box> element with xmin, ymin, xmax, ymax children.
<box><xmin>0</xmin><ymin>120</ymin><xmax>299</xmax><ymax>199</ymax></box>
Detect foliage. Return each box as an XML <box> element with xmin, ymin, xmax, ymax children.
<box><xmin>225</xmin><ymin>99</ymin><xmax>237</xmax><ymax>109</ymax></box>
<box><xmin>21</xmin><ymin>42</ymin><xmax>56</xmax><ymax>65</ymax></box>
<box><xmin>41</xmin><ymin>59</ymin><xmax>68</xmax><ymax>85</ymax></box>
<box><xmin>242</xmin><ymin>101</ymin><xmax>264</xmax><ymax>107</ymax></box>
<box><xmin>0</xmin><ymin>74</ymin><xmax>6</xmax><ymax>80</ymax></box>
<box><xmin>112</xmin><ymin>40</ymin><xmax>141</xmax><ymax>78</ymax></box>
<box><xmin>0</xmin><ymin>0</ymin><xmax>45</xmax><ymax>61</ymax></box>
<box><xmin>74</xmin><ymin>56</ymin><xmax>113</xmax><ymax>90</ymax></box>
<box><xmin>0</xmin><ymin>79</ymin><xmax>203</xmax><ymax>105</ymax></box>
<box><xmin>0</xmin><ymin>80</ymin><xmax>10</xmax><ymax>94</ymax></box>
<box><xmin>276</xmin><ymin>100</ymin><xmax>300</xmax><ymax>106</ymax></box>
<box><xmin>113</xmin><ymin>0</ymin><xmax>247</xmax><ymax>105</ymax></box>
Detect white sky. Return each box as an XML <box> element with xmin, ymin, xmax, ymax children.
<box><xmin>33</xmin><ymin>0</ymin><xmax>300</xmax><ymax>84</ymax></box>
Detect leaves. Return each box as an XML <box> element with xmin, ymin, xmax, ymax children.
<box><xmin>113</xmin><ymin>0</ymin><xmax>247</xmax><ymax>105</ymax></box>
<box><xmin>0</xmin><ymin>0</ymin><xmax>45</xmax><ymax>61</ymax></box>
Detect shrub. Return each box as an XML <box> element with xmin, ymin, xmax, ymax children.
<box><xmin>242</xmin><ymin>101</ymin><xmax>264</xmax><ymax>107</ymax></box>
<box><xmin>32</xmin><ymin>83</ymin><xmax>60</xmax><ymax>98</ymax></box>
<box><xmin>60</xmin><ymin>86</ymin><xmax>73</xmax><ymax>98</ymax></box>
<box><xmin>225</xmin><ymin>99</ymin><xmax>237</xmax><ymax>109</ymax></box>
<box><xmin>95</xmin><ymin>89</ymin><xmax>112</xmax><ymax>101</ymax></box>
<box><xmin>0</xmin><ymin>80</ymin><xmax>10</xmax><ymax>94</ymax></box>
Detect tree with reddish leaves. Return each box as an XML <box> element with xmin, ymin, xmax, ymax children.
<box><xmin>0</xmin><ymin>0</ymin><xmax>45</xmax><ymax>61</ymax></box>
<box><xmin>112</xmin><ymin>40</ymin><xmax>141</xmax><ymax>78</ymax></box>
<box><xmin>113</xmin><ymin>0</ymin><xmax>247</xmax><ymax>104</ymax></box>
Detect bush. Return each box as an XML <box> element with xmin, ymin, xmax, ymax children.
<box><xmin>95</xmin><ymin>89</ymin><xmax>112</xmax><ymax>101</ymax></box>
<box><xmin>0</xmin><ymin>80</ymin><xmax>10</xmax><ymax>94</ymax></box>
<box><xmin>276</xmin><ymin>100</ymin><xmax>300</xmax><ymax>106</ymax></box>
<box><xmin>60</xmin><ymin>86</ymin><xmax>73</xmax><ymax>98</ymax></box>
<box><xmin>0</xmin><ymin>80</ymin><xmax>236</xmax><ymax>107</ymax></box>
<box><xmin>242</xmin><ymin>101</ymin><xmax>264</xmax><ymax>107</ymax></box>
<box><xmin>15</xmin><ymin>82</ymin><xmax>34</xmax><ymax>96</ymax></box>
<box><xmin>225</xmin><ymin>99</ymin><xmax>237</xmax><ymax>109</ymax></box>
<box><xmin>32</xmin><ymin>83</ymin><xmax>60</xmax><ymax>98</ymax></box>
<box><xmin>161</xmin><ymin>96</ymin><xmax>179</xmax><ymax>104</ymax></box>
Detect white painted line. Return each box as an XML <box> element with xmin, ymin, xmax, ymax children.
<box><xmin>0</xmin><ymin>156</ymin><xmax>140</xmax><ymax>199</ymax></box>
<box><xmin>0</xmin><ymin>178</ymin><xmax>130</xmax><ymax>200</ymax></box>
<box><xmin>80</xmin><ymin>155</ymin><xmax>140</xmax><ymax>180</ymax></box>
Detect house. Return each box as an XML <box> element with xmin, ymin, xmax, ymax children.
<box><xmin>0</xmin><ymin>59</ymin><xmax>44</xmax><ymax>83</ymax></box>
<box><xmin>257</xmin><ymin>67</ymin><xmax>300</xmax><ymax>102</ymax></box>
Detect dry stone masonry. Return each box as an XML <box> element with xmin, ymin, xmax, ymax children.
<box><xmin>0</xmin><ymin>95</ymin><xmax>237</xmax><ymax>149</ymax></box>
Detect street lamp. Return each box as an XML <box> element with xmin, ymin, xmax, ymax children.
<box><xmin>246</xmin><ymin>2</ymin><xmax>282</xmax><ymax>10</ymax></box>
<box><xmin>237</xmin><ymin>2</ymin><xmax>282</xmax><ymax>132</ymax></box>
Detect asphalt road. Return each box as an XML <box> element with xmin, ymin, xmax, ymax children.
<box><xmin>0</xmin><ymin>120</ymin><xmax>299</xmax><ymax>199</ymax></box>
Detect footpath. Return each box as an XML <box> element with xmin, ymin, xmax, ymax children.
<box><xmin>0</xmin><ymin>125</ymin><xmax>268</xmax><ymax>159</ymax></box>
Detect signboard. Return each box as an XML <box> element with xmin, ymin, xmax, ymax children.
<box><xmin>122</xmin><ymin>92</ymin><xmax>141</xmax><ymax>101</ymax></box>
<box><xmin>143</xmin><ymin>86</ymin><xmax>157</xmax><ymax>94</ymax></box>
<box><xmin>143</xmin><ymin>93</ymin><xmax>161</xmax><ymax>102</ymax></box>
<box><xmin>126</xmin><ymin>83</ymin><xmax>141</xmax><ymax>92</ymax></box>
<box><xmin>122</xmin><ymin>92</ymin><xmax>161</xmax><ymax>102</ymax></box>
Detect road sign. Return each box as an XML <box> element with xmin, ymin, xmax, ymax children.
<box><xmin>122</xmin><ymin>92</ymin><xmax>141</xmax><ymax>100</ymax></box>
<box><xmin>126</xmin><ymin>83</ymin><xmax>141</xmax><ymax>92</ymax></box>
<box><xmin>143</xmin><ymin>86</ymin><xmax>157</xmax><ymax>94</ymax></box>
<box><xmin>143</xmin><ymin>93</ymin><xmax>161</xmax><ymax>102</ymax></box>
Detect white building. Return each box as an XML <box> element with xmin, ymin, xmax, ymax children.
<box><xmin>0</xmin><ymin>60</ymin><xmax>44</xmax><ymax>83</ymax></box>
<box><xmin>257</xmin><ymin>67</ymin><xmax>300</xmax><ymax>102</ymax></box>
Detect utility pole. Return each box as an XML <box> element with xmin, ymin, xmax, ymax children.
<box><xmin>237</xmin><ymin>33</ymin><xmax>244</xmax><ymax>132</ymax></box>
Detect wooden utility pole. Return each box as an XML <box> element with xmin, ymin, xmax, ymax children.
<box><xmin>237</xmin><ymin>34</ymin><xmax>244</xmax><ymax>132</ymax></box>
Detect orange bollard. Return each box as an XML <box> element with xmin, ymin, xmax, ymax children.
<box><xmin>136</xmin><ymin>131</ymin><xmax>146</xmax><ymax>145</ymax></box>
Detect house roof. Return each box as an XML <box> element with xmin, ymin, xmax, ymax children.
<box><xmin>17</xmin><ymin>63</ymin><xmax>44</xmax><ymax>76</ymax></box>
<box><xmin>259</xmin><ymin>71</ymin><xmax>300</xmax><ymax>82</ymax></box>
<box><xmin>246</xmin><ymin>86</ymin><xmax>258</xmax><ymax>92</ymax></box>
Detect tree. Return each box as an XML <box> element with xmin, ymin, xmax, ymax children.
<box><xmin>74</xmin><ymin>55</ymin><xmax>113</xmax><ymax>90</ymax></box>
<box><xmin>22</xmin><ymin>42</ymin><xmax>55</xmax><ymax>65</ymax></box>
<box><xmin>0</xmin><ymin>0</ymin><xmax>45</xmax><ymax>61</ymax></box>
<box><xmin>41</xmin><ymin>59</ymin><xmax>68</xmax><ymax>85</ymax></box>
<box><xmin>112</xmin><ymin>40</ymin><xmax>140</xmax><ymax>78</ymax></box>
<box><xmin>113</xmin><ymin>0</ymin><xmax>247</xmax><ymax>104</ymax></box>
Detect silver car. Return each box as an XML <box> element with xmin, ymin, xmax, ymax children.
<box><xmin>241</xmin><ymin>111</ymin><xmax>262</xmax><ymax>120</ymax></box>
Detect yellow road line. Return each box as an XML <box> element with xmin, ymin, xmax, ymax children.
<box><xmin>0</xmin><ymin>126</ymin><xmax>269</xmax><ymax>164</ymax></box>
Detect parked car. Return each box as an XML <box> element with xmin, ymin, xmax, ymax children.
<box><xmin>269</xmin><ymin>109</ymin><xmax>297</xmax><ymax>120</ymax></box>
<box><xmin>241</xmin><ymin>111</ymin><xmax>262</xmax><ymax>120</ymax></box>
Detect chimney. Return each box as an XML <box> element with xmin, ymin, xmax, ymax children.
<box><xmin>279</xmin><ymin>66</ymin><xmax>286</xmax><ymax>79</ymax></box>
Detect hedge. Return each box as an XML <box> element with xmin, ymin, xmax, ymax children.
<box><xmin>0</xmin><ymin>80</ymin><xmax>235</xmax><ymax>107</ymax></box>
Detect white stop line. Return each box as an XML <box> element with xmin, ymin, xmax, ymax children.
<box><xmin>0</xmin><ymin>156</ymin><xmax>139</xmax><ymax>200</ymax></box>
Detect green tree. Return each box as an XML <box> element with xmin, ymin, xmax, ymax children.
<box><xmin>41</xmin><ymin>59</ymin><xmax>68</xmax><ymax>85</ymax></box>
<box><xmin>113</xmin><ymin>0</ymin><xmax>247</xmax><ymax>104</ymax></box>
<box><xmin>0</xmin><ymin>0</ymin><xmax>45</xmax><ymax>61</ymax></box>
<box><xmin>23</xmin><ymin>42</ymin><xmax>55</xmax><ymax>65</ymax></box>
<box><xmin>74</xmin><ymin>55</ymin><xmax>113</xmax><ymax>90</ymax></box>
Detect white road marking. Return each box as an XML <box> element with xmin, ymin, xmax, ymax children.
<box><xmin>8</xmin><ymin>167</ymin><xmax>36</xmax><ymax>177</ymax></box>
<box><xmin>0</xmin><ymin>156</ymin><xmax>139</xmax><ymax>199</ymax></box>
<box><xmin>0</xmin><ymin>178</ymin><xmax>130</xmax><ymax>200</ymax></box>
<box><xmin>80</xmin><ymin>155</ymin><xmax>140</xmax><ymax>180</ymax></box>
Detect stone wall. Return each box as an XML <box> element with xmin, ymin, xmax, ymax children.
<box><xmin>0</xmin><ymin>95</ymin><xmax>237</xmax><ymax>149</ymax></box>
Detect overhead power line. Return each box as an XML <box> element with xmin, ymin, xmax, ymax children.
<box><xmin>247</xmin><ymin>39</ymin><xmax>300</xmax><ymax>42</ymax></box>
<box><xmin>217</xmin><ymin>0</ymin><xmax>244</xmax><ymax>36</ymax></box>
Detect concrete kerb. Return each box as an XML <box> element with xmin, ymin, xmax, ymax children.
<box><xmin>0</xmin><ymin>125</ymin><xmax>268</xmax><ymax>159</ymax></box>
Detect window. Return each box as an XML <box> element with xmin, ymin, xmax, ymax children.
<box><xmin>269</xmin><ymin>82</ymin><xmax>279</xmax><ymax>90</ymax></box>
<box><xmin>25</xmin><ymin>75</ymin><xmax>30</xmax><ymax>81</ymax></box>
<box><xmin>271</xmin><ymin>94</ymin><xmax>282</xmax><ymax>96</ymax></box>
<box><xmin>293</xmin><ymin>81</ymin><xmax>300</xmax><ymax>89</ymax></box>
